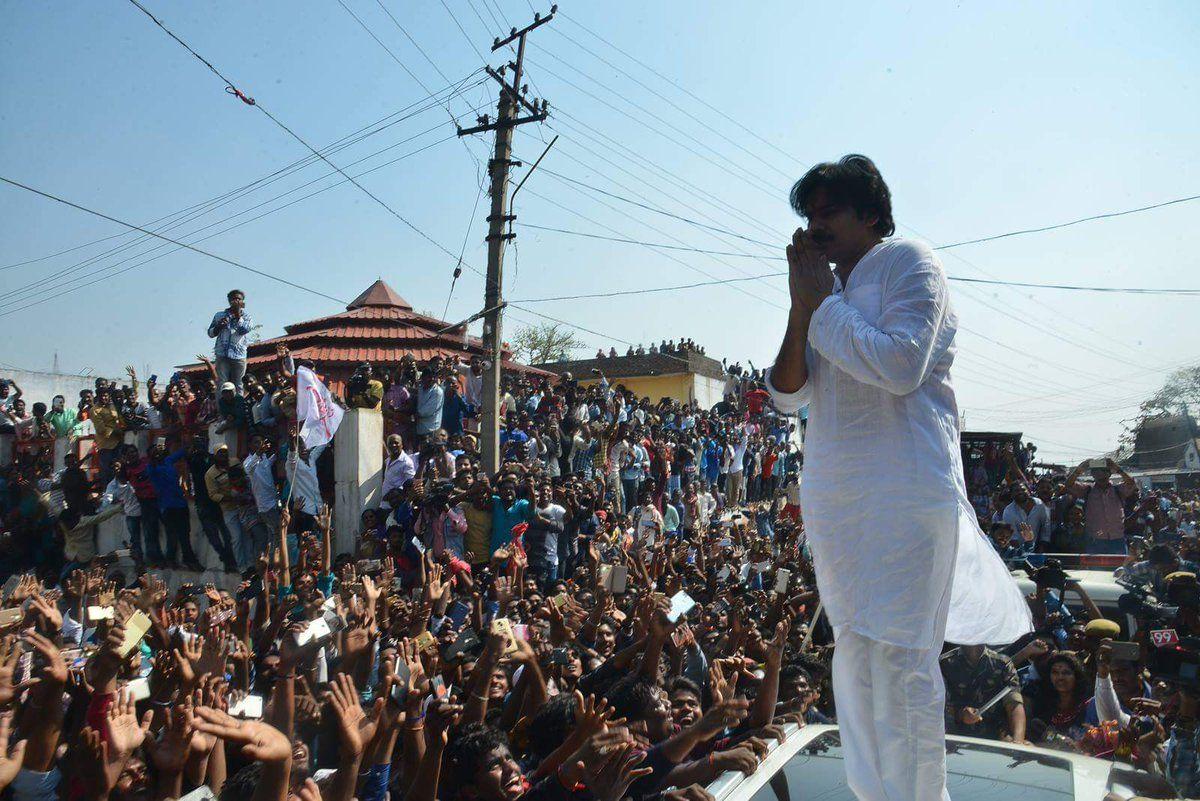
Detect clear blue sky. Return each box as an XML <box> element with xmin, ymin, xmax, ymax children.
<box><xmin>2</xmin><ymin>0</ymin><xmax>1197</xmax><ymax>463</ymax></box>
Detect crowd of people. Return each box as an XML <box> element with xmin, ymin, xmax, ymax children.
<box><xmin>1</xmin><ymin>286</ymin><xmax>1200</xmax><ymax>798</ymax></box>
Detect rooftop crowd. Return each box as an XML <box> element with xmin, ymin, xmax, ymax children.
<box><xmin>0</xmin><ymin>287</ymin><xmax>1198</xmax><ymax>799</ymax></box>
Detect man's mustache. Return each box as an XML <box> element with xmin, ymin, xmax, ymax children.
<box><xmin>809</xmin><ymin>231</ymin><xmax>834</xmax><ymax>245</ymax></box>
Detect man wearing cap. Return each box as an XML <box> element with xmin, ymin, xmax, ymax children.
<box><xmin>207</xmin><ymin>289</ymin><xmax>252</xmax><ymax>394</ymax></box>
<box><xmin>215</xmin><ymin>382</ymin><xmax>250</xmax><ymax>433</ymax></box>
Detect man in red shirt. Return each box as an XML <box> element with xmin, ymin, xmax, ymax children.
<box><xmin>744</xmin><ymin>385</ymin><xmax>771</xmax><ymax>416</ymax></box>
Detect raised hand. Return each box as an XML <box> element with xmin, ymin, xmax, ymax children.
<box><xmin>192</xmin><ymin>707</ymin><xmax>292</xmax><ymax>764</ymax></box>
<box><xmin>143</xmin><ymin>703</ymin><xmax>195</xmax><ymax>775</ymax></box>
<box><xmin>574</xmin><ymin>692</ymin><xmax>618</xmax><ymax>741</ymax></box>
<box><xmin>426</xmin><ymin>699</ymin><xmax>463</xmax><ymax>745</ymax></box>
<box><xmin>0</xmin><ymin>712</ymin><xmax>27</xmax><ymax>791</ymax></box>
<box><xmin>106</xmin><ymin>690</ymin><xmax>150</xmax><ymax>760</ymax></box>
<box><xmin>23</xmin><ymin>631</ymin><xmax>67</xmax><ymax>688</ymax></box>
<box><xmin>764</xmin><ymin>617</ymin><xmax>791</xmax><ymax>668</ymax></box>
<box><xmin>328</xmin><ymin>672</ymin><xmax>381</xmax><ymax>757</ymax></box>
<box><xmin>584</xmin><ymin>741</ymin><xmax>653</xmax><ymax>801</ymax></box>
<box><xmin>27</xmin><ymin>594</ymin><xmax>62</xmax><ymax>633</ymax></box>
<box><xmin>785</xmin><ymin>227</ymin><xmax>834</xmax><ymax>312</ymax></box>
<box><xmin>696</xmin><ymin>697</ymin><xmax>751</xmax><ymax>740</ymax></box>
<box><xmin>0</xmin><ymin>638</ymin><xmax>30</xmax><ymax>707</ymax></box>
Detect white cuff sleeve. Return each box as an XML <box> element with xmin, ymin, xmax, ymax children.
<box><xmin>765</xmin><ymin>365</ymin><xmax>812</xmax><ymax>415</ymax></box>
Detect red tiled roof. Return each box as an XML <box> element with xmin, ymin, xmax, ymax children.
<box><xmin>348</xmin><ymin>279</ymin><xmax>411</xmax><ymax>310</ymax></box>
<box><xmin>179</xmin><ymin>279</ymin><xmax>548</xmax><ymax>376</ymax></box>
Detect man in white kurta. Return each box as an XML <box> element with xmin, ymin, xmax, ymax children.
<box><xmin>768</xmin><ymin>156</ymin><xmax>1030</xmax><ymax>801</ymax></box>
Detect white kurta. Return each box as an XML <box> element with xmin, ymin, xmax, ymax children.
<box><xmin>768</xmin><ymin>238</ymin><xmax>1031</xmax><ymax>650</ymax></box>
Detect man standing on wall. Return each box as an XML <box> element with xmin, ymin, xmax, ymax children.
<box><xmin>767</xmin><ymin>155</ymin><xmax>1030</xmax><ymax>800</ymax></box>
<box><xmin>207</xmin><ymin>289</ymin><xmax>252</xmax><ymax>394</ymax></box>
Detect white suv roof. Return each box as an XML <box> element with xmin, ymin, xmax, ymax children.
<box><xmin>706</xmin><ymin>723</ymin><xmax>1173</xmax><ymax>801</ymax></box>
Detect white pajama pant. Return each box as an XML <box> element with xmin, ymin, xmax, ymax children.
<box><xmin>832</xmin><ymin>630</ymin><xmax>951</xmax><ymax>801</ymax></box>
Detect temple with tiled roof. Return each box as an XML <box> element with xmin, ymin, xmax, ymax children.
<box><xmin>180</xmin><ymin>279</ymin><xmax>545</xmax><ymax>393</ymax></box>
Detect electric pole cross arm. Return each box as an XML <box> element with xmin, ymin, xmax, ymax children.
<box><xmin>456</xmin><ymin>6</ymin><xmax>555</xmax><ymax>474</ymax></box>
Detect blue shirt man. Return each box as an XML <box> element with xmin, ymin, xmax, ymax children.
<box><xmin>491</xmin><ymin>489</ymin><xmax>532</xmax><ymax>552</ymax></box>
<box><xmin>145</xmin><ymin>448</ymin><xmax>189</xmax><ymax>510</ymax></box>
<box><xmin>207</xmin><ymin>289</ymin><xmax>253</xmax><ymax>393</ymax></box>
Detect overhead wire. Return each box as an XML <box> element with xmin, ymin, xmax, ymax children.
<box><xmin>513</xmin><ymin>124</ymin><xmax>788</xmax><ymax>267</ymax></box>
<box><xmin>513</xmin><ymin>223</ymin><xmax>1200</xmax><ymax>296</ymax></box>
<box><xmin>936</xmin><ymin>194</ymin><xmax>1200</xmax><ymax>251</ymax></box>
<box><xmin>0</xmin><ymin>176</ymin><xmax>349</xmax><ymax>305</ymax></box>
<box><xmin>438</xmin><ymin>0</ymin><xmax>489</xmax><ymax>63</ymax></box>
<box><xmin>1</xmin><ymin>90</ymin><xmax>487</xmax><ymax>305</ymax></box>
<box><xmin>525</xmin><ymin>53</ymin><xmax>783</xmax><ymax>201</ymax></box>
<box><xmin>0</xmin><ymin>126</ymin><xmax>474</xmax><ymax>314</ymax></box>
<box><xmin>125</xmin><ymin>0</ymin><xmax>486</xmax><ymax>284</ymax></box>
<box><xmin>0</xmin><ymin>73</ymin><xmax>483</xmax><ymax>275</ymax></box>
<box><xmin>539</xmin><ymin>10</ymin><xmax>1188</xmax><ymax>382</ymax></box>
<box><xmin>556</xmin><ymin>10</ymin><xmax>802</xmax><ymax>170</ymax></box>
<box><xmin>526</xmin><ymin>42</ymin><xmax>791</xmax><ymax>197</ymax></box>
<box><xmin>518</xmin><ymin>182</ymin><xmax>787</xmax><ymax>310</ymax></box>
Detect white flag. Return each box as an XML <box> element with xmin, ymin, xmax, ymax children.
<box><xmin>296</xmin><ymin>366</ymin><xmax>344</xmax><ymax>448</ymax></box>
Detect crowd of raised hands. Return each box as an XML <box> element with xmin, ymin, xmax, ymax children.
<box><xmin>0</xmin><ymin>491</ymin><xmax>829</xmax><ymax>801</ymax></box>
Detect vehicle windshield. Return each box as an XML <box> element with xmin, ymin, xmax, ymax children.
<box><xmin>744</xmin><ymin>733</ymin><xmax>1074</xmax><ymax>801</ymax></box>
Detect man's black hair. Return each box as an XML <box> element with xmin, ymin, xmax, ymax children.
<box><xmin>221</xmin><ymin>763</ymin><xmax>263</xmax><ymax>801</ymax></box>
<box><xmin>445</xmin><ymin>723</ymin><xmax>510</xmax><ymax>792</ymax></box>
<box><xmin>668</xmin><ymin>676</ymin><xmax>703</xmax><ymax>699</ymax></box>
<box><xmin>1149</xmin><ymin>544</ymin><xmax>1177</xmax><ymax>565</ymax></box>
<box><xmin>780</xmin><ymin>664</ymin><xmax>812</xmax><ymax>686</ymax></box>
<box><xmin>789</xmin><ymin>154</ymin><xmax>895</xmax><ymax>236</ymax></box>
<box><xmin>527</xmin><ymin>693</ymin><xmax>578</xmax><ymax>761</ymax></box>
<box><xmin>608</xmin><ymin>675</ymin><xmax>661</xmax><ymax>722</ymax></box>
<box><xmin>228</xmin><ymin>288</ymin><xmax>245</xmax><ymax>300</ymax></box>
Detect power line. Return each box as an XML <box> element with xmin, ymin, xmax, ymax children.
<box><xmin>511</xmin><ymin>273</ymin><xmax>775</xmax><ymax>303</ymax></box>
<box><xmin>0</xmin><ymin>96</ymin><xmax>486</xmax><ymax>306</ymax></box>
<box><xmin>536</xmin><ymin>165</ymin><xmax>778</xmax><ymax>249</ymax></box>
<box><xmin>0</xmin><ymin>176</ymin><xmax>348</xmax><ymax>304</ymax></box>
<box><xmin>126</xmin><ymin>0</ymin><xmax>483</xmax><ymax>282</ymax></box>
<box><xmin>0</xmin><ymin>127</ymin><xmax>470</xmax><ymax>314</ymax></box>
<box><xmin>509</xmin><ymin>303</ymin><xmax>632</xmax><ymax>346</ymax></box>
<box><xmin>556</xmin><ymin>10</ymin><xmax>802</xmax><ymax>170</ymax></box>
<box><xmin>439</xmin><ymin>0</ymin><xmax>489</xmax><ymax>62</ymax></box>
<box><xmin>514</xmin><ymin>123</ymin><xmax>787</xmax><ymax>266</ymax></box>
<box><xmin>519</xmin><ymin>184</ymin><xmax>787</xmax><ymax>310</ymax></box>
<box><xmin>525</xmin><ymin>53</ymin><xmax>783</xmax><ymax>201</ymax></box>
<box><xmin>937</xmin><ymin>194</ymin><xmax>1200</xmax><ymax>250</ymax></box>
<box><xmin>526</xmin><ymin>42</ymin><xmax>790</xmax><ymax>196</ymax></box>
<box><xmin>516</xmin><ymin>222</ymin><xmax>1200</xmax><ymax>296</ymax></box>
<box><xmin>1</xmin><ymin>73</ymin><xmax>483</xmax><ymax>275</ymax></box>
<box><xmin>542</xmin><ymin>12</ymin><xmax>1186</xmax><ymax>375</ymax></box>
<box><xmin>543</xmin><ymin>24</ymin><xmax>795</xmax><ymax>182</ymax></box>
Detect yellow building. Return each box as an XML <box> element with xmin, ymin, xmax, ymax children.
<box><xmin>535</xmin><ymin>347</ymin><xmax>730</xmax><ymax>409</ymax></box>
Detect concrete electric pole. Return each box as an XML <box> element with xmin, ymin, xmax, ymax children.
<box><xmin>457</xmin><ymin>7</ymin><xmax>554</xmax><ymax>473</ymax></box>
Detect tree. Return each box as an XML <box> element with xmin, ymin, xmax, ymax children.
<box><xmin>1121</xmin><ymin>364</ymin><xmax>1200</xmax><ymax>445</ymax></box>
<box><xmin>510</xmin><ymin>322</ymin><xmax>584</xmax><ymax>365</ymax></box>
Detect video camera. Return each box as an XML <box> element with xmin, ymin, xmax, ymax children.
<box><xmin>1023</xmin><ymin>558</ymin><xmax>1070</xmax><ymax>593</ymax></box>
<box><xmin>1117</xmin><ymin>578</ymin><xmax>1179</xmax><ymax>624</ymax></box>
<box><xmin>347</xmin><ymin>365</ymin><xmax>371</xmax><ymax>397</ymax></box>
<box><xmin>1148</xmin><ymin>636</ymin><xmax>1200</xmax><ymax>689</ymax></box>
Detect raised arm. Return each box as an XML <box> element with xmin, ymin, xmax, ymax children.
<box><xmin>768</xmin><ymin>230</ymin><xmax>822</xmax><ymax>404</ymax></box>
<box><xmin>806</xmin><ymin>245</ymin><xmax>954</xmax><ymax>396</ymax></box>
<box><xmin>195</xmin><ymin>354</ymin><xmax>219</xmax><ymax>383</ymax></box>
